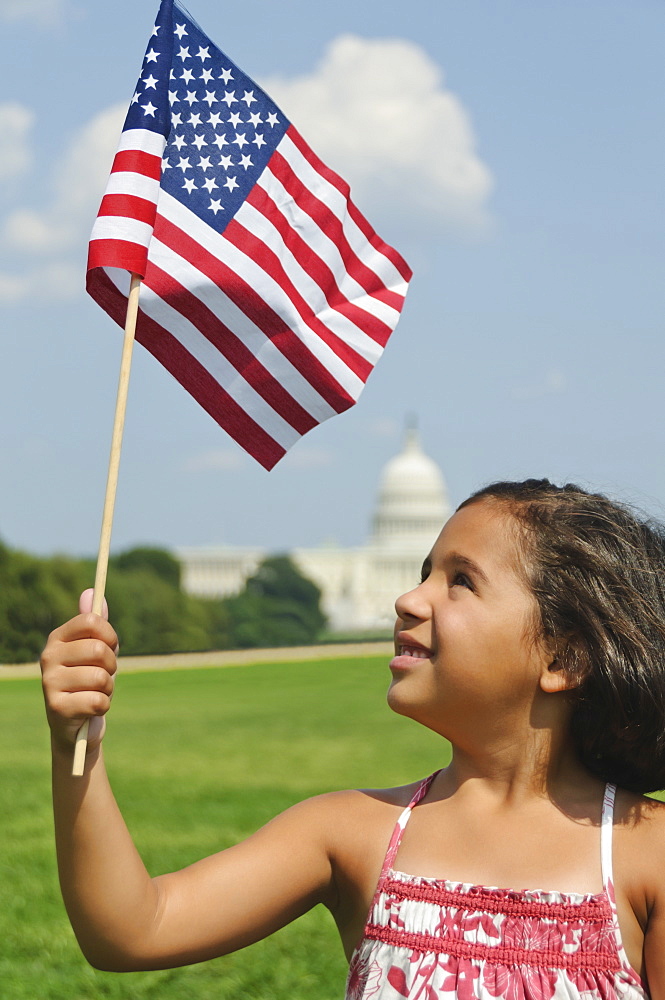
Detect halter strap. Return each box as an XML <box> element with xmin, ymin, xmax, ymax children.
<box><xmin>600</xmin><ymin>782</ymin><xmax>616</xmax><ymax>891</ymax></box>
<box><xmin>378</xmin><ymin>771</ymin><xmax>441</xmax><ymax>885</ymax></box>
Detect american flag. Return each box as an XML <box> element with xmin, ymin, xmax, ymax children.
<box><xmin>87</xmin><ymin>0</ymin><xmax>411</xmax><ymax>470</ymax></box>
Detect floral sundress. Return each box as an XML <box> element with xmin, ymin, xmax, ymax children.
<box><xmin>345</xmin><ymin>774</ymin><xmax>648</xmax><ymax>999</ymax></box>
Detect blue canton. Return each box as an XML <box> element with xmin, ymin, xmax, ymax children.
<box><xmin>123</xmin><ymin>0</ymin><xmax>290</xmax><ymax>234</ymax></box>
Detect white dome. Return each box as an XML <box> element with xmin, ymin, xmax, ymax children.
<box><xmin>370</xmin><ymin>427</ymin><xmax>450</xmax><ymax>551</ymax></box>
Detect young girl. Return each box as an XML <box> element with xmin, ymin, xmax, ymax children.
<box><xmin>41</xmin><ymin>479</ymin><xmax>665</xmax><ymax>997</ymax></box>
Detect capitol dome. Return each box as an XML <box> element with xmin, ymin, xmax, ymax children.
<box><xmin>370</xmin><ymin>426</ymin><xmax>451</xmax><ymax>551</ymax></box>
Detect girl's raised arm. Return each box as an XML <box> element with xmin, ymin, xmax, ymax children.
<box><xmin>41</xmin><ymin>607</ymin><xmax>339</xmax><ymax>972</ymax></box>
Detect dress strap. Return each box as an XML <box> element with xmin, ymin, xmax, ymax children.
<box><xmin>378</xmin><ymin>771</ymin><xmax>441</xmax><ymax>885</ymax></box>
<box><xmin>600</xmin><ymin>782</ymin><xmax>616</xmax><ymax>890</ymax></box>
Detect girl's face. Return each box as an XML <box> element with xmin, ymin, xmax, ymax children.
<box><xmin>389</xmin><ymin>500</ymin><xmax>552</xmax><ymax>740</ymax></box>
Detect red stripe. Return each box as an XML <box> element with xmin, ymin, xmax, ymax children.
<box><xmin>97</xmin><ymin>193</ymin><xmax>157</xmax><ymax>226</ymax></box>
<box><xmin>286</xmin><ymin>126</ymin><xmax>412</xmax><ymax>284</ymax></box>
<box><xmin>110</xmin><ymin>148</ymin><xmax>162</xmax><ymax>180</ymax></box>
<box><xmin>143</xmin><ymin>262</ymin><xmax>319</xmax><ymax>436</ymax></box>
<box><xmin>246</xmin><ymin>183</ymin><xmax>393</xmax><ymax>348</ymax></box>
<box><xmin>86</xmin><ymin>268</ymin><xmax>286</xmax><ymax>471</ymax></box>
<box><xmin>268</xmin><ymin>148</ymin><xmax>405</xmax><ymax>314</ymax></box>
<box><xmin>152</xmin><ymin>213</ymin><xmax>357</xmax><ymax>414</ymax></box>
<box><xmin>87</xmin><ymin>242</ymin><xmax>147</xmax><ymax>278</ymax></box>
<box><xmin>222</xmin><ymin>219</ymin><xmax>372</xmax><ymax>381</ymax></box>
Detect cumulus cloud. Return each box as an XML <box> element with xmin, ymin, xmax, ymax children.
<box><xmin>262</xmin><ymin>35</ymin><xmax>493</xmax><ymax>232</ymax></box>
<box><xmin>0</xmin><ymin>0</ymin><xmax>67</xmax><ymax>25</ymax></box>
<box><xmin>0</xmin><ymin>103</ymin><xmax>34</xmax><ymax>182</ymax></box>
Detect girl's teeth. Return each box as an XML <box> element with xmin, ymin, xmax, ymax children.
<box><xmin>402</xmin><ymin>646</ymin><xmax>428</xmax><ymax>658</ymax></box>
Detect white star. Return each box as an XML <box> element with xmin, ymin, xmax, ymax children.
<box><xmin>178</xmin><ymin>46</ymin><xmax>190</xmax><ymax>61</ymax></box>
<box><xmin>241</xmin><ymin>90</ymin><xmax>257</xmax><ymax>106</ymax></box>
<box><xmin>203</xmin><ymin>90</ymin><xmax>217</xmax><ymax>107</ymax></box>
<box><xmin>180</xmin><ymin>68</ymin><xmax>194</xmax><ymax>84</ymax></box>
<box><xmin>232</xmin><ymin>132</ymin><xmax>248</xmax><ymax>149</ymax></box>
<box><xmin>174</xmin><ymin>23</ymin><xmax>188</xmax><ymax>39</ymax></box>
<box><xmin>173</xmin><ymin>134</ymin><xmax>187</xmax><ymax>150</ymax></box>
<box><xmin>212</xmin><ymin>133</ymin><xmax>228</xmax><ymax>149</ymax></box>
<box><xmin>189</xmin><ymin>112</ymin><xmax>203</xmax><ymax>127</ymax></box>
<box><xmin>183</xmin><ymin>177</ymin><xmax>197</xmax><ymax>193</ymax></box>
<box><xmin>192</xmin><ymin>133</ymin><xmax>206</xmax><ymax>150</ymax></box>
<box><xmin>199</xmin><ymin>155</ymin><xmax>213</xmax><ymax>171</ymax></box>
<box><xmin>252</xmin><ymin>133</ymin><xmax>266</xmax><ymax>149</ymax></box>
<box><xmin>170</xmin><ymin>69</ymin><xmax>176</xmax><ymax>80</ymax></box>
<box><xmin>239</xmin><ymin>153</ymin><xmax>254</xmax><ymax>169</ymax></box>
<box><xmin>177</xmin><ymin>156</ymin><xmax>192</xmax><ymax>172</ymax></box>
<box><xmin>248</xmin><ymin>112</ymin><xmax>263</xmax><ymax>127</ymax></box>
<box><xmin>266</xmin><ymin>112</ymin><xmax>279</xmax><ymax>127</ymax></box>
<box><xmin>142</xmin><ymin>101</ymin><xmax>157</xmax><ymax>117</ymax></box>
<box><xmin>197</xmin><ymin>46</ymin><xmax>210</xmax><ymax>61</ymax></box>
<box><xmin>228</xmin><ymin>111</ymin><xmax>243</xmax><ymax>128</ymax></box>
<box><xmin>219</xmin><ymin>67</ymin><xmax>233</xmax><ymax>84</ymax></box>
<box><xmin>145</xmin><ymin>48</ymin><xmax>159</xmax><ymax>63</ymax></box>
<box><xmin>208</xmin><ymin>112</ymin><xmax>223</xmax><ymax>128</ymax></box>
<box><xmin>218</xmin><ymin>154</ymin><xmax>233</xmax><ymax>169</ymax></box>
<box><xmin>130</xmin><ymin>91</ymin><xmax>140</xmax><ymax>105</ymax></box>
<box><xmin>168</xmin><ymin>90</ymin><xmax>179</xmax><ymax>104</ymax></box>
<box><xmin>161</xmin><ymin>157</ymin><xmax>171</xmax><ymax>170</ymax></box>
<box><xmin>171</xmin><ymin>111</ymin><xmax>183</xmax><ymax>127</ymax></box>
<box><xmin>203</xmin><ymin>176</ymin><xmax>218</xmax><ymax>192</ymax></box>
<box><xmin>221</xmin><ymin>90</ymin><xmax>236</xmax><ymax>107</ymax></box>
<box><xmin>209</xmin><ymin>199</ymin><xmax>223</xmax><ymax>215</ymax></box>
<box><xmin>184</xmin><ymin>90</ymin><xmax>197</xmax><ymax>105</ymax></box>
<box><xmin>151</xmin><ymin>25</ymin><xmax>160</xmax><ymax>37</ymax></box>
<box><xmin>200</xmin><ymin>68</ymin><xmax>213</xmax><ymax>84</ymax></box>
<box><xmin>224</xmin><ymin>175</ymin><xmax>239</xmax><ymax>192</ymax></box>
<box><xmin>143</xmin><ymin>74</ymin><xmax>158</xmax><ymax>90</ymax></box>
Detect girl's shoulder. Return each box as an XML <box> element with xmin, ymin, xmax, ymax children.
<box><xmin>614</xmin><ymin>788</ymin><xmax>665</xmax><ymax>910</ymax></box>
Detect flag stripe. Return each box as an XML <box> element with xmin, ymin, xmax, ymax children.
<box><xmin>97</xmin><ymin>193</ymin><xmax>159</xmax><ymax>226</ymax></box>
<box><xmin>88</xmin><ymin>239</ymin><xmax>150</xmax><ymax>276</ymax></box>
<box><xmin>103</xmin><ymin>170</ymin><xmax>161</xmax><ymax>203</ymax></box>
<box><xmin>90</xmin><ymin>215</ymin><xmax>155</xmax><ymax>248</ymax></box>
<box><xmin>117</xmin><ymin>127</ymin><xmax>166</xmax><ymax>157</ymax></box>
<box><xmin>110</xmin><ymin>148</ymin><xmax>162</xmax><ymax>181</ymax></box>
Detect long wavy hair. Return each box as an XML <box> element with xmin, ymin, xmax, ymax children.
<box><xmin>459</xmin><ymin>479</ymin><xmax>665</xmax><ymax>793</ymax></box>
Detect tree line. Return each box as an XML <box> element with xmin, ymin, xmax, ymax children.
<box><xmin>0</xmin><ymin>540</ymin><xmax>326</xmax><ymax>663</ymax></box>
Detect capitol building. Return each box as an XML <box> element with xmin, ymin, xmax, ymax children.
<box><xmin>177</xmin><ymin>427</ymin><xmax>451</xmax><ymax>632</ymax></box>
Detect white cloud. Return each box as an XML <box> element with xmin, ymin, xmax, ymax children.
<box><xmin>262</xmin><ymin>35</ymin><xmax>493</xmax><ymax>232</ymax></box>
<box><xmin>0</xmin><ymin>0</ymin><xmax>67</xmax><ymax>25</ymax></box>
<box><xmin>0</xmin><ymin>103</ymin><xmax>34</xmax><ymax>182</ymax></box>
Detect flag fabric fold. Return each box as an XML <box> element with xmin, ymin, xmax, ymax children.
<box><xmin>87</xmin><ymin>0</ymin><xmax>411</xmax><ymax>470</ymax></box>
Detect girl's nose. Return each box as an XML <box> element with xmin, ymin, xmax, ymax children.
<box><xmin>395</xmin><ymin>583</ymin><xmax>427</xmax><ymax>623</ymax></box>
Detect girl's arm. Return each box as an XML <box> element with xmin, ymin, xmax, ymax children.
<box><xmin>42</xmin><ymin>609</ymin><xmax>338</xmax><ymax>972</ymax></box>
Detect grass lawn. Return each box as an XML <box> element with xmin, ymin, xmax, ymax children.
<box><xmin>0</xmin><ymin>653</ymin><xmax>448</xmax><ymax>999</ymax></box>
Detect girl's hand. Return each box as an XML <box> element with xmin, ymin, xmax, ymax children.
<box><xmin>40</xmin><ymin>590</ymin><xmax>119</xmax><ymax>755</ymax></box>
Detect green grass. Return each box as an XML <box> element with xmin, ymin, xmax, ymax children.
<box><xmin>0</xmin><ymin>655</ymin><xmax>448</xmax><ymax>999</ymax></box>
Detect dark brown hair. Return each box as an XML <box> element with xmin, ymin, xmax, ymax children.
<box><xmin>460</xmin><ymin>479</ymin><xmax>665</xmax><ymax>793</ymax></box>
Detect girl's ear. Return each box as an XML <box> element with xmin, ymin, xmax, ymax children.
<box><xmin>539</xmin><ymin>656</ymin><xmax>581</xmax><ymax>694</ymax></box>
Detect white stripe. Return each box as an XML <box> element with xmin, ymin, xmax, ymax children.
<box><xmin>277</xmin><ymin>132</ymin><xmax>409</xmax><ymax>295</ymax></box>
<box><xmin>104</xmin><ymin>170</ymin><xmax>160</xmax><ymax>203</ymax></box>
<box><xmin>90</xmin><ymin>215</ymin><xmax>153</xmax><ymax>246</ymax></box>
<box><xmin>147</xmin><ymin>237</ymin><xmax>340</xmax><ymax>423</ymax></box>
<box><xmin>233</xmin><ymin>198</ymin><xmax>384</xmax><ymax>365</ymax></box>
<box><xmin>156</xmin><ymin>192</ymin><xmax>364</xmax><ymax>398</ymax></box>
<box><xmin>105</xmin><ymin>269</ymin><xmax>301</xmax><ymax>451</ymax></box>
<box><xmin>117</xmin><ymin>128</ymin><xmax>166</xmax><ymax>158</ymax></box>
<box><xmin>256</xmin><ymin>168</ymin><xmax>401</xmax><ymax>330</ymax></box>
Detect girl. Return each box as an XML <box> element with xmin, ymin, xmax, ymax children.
<box><xmin>41</xmin><ymin>479</ymin><xmax>665</xmax><ymax>997</ymax></box>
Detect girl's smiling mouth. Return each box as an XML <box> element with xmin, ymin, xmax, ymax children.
<box><xmin>391</xmin><ymin>633</ymin><xmax>432</xmax><ymax>669</ymax></box>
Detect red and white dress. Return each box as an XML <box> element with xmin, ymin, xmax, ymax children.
<box><xmin>345</xmin><ymin>773</ymin><xmax>648</xmax><ymax>999</ymax></box>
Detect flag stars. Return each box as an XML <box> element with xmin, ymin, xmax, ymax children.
<box><xmin>173</xmin><ymin>134</ymin><xmax>187</xmax><ymax>150</ymax></box>
<box><xmin>142</xmin><ymin>101</ymin><xmax>157</xmax><ymax>117</ymax></box>
<box><xmin>161</xmin><ymin>157</ymin><xmax>171</xmax><ymax>171</ymax></box>
<box><xmin>241</xmin><ymin>90</ymin><xmax>257</xmax><ymax>106</ymax></box>
<box><xmin>189</xmin><ymin>112</ymin><xmax>203</xmax><ymax>127</ymax></box>
<box><xmin>239</xmin><ymin>153</ymin><xmax>254</xmax><ymax>169</ymax></box>
<box><xmin>142</xmin><ymin>74</ymin><xmax>159</xmax><ymax>90</ymax></box>
<box><xmin>182</xmin><ymin>177</ymin><xmax>197</xmax><ymax>193</ymax></box>
<box><xmin>184</xmin><ymin>90</ymin><xmax>197</xmax><ymax>105</ymax></box>
<box><xmin>200</xmin><ymin>68</ymin><xmax>213</xmax><ymax>83</ymax></box>
<box><xmin>232</xmin><ymin>133</ymin><xmax>248</xmax><ymax>149</ymax></box>
<box><xmin>171</xmin><ymin>111</ymin><xmax>183</xmax><ymax>127</ymax></box>
<box><xmin>203</xmin><ymin>91</ymin><xmax>217</xmax><ymax>107</ymax></box>
<box><xmin>208</xmin><ymin>112</ymin><xmax>223</xmax><ymax>128</ymax></box>
<box><xmin>212</xmin><ymin>133</ymin><xmax>228</xmax><ymax>149</ymax></box>
<box><xmin>219</xmin><ymin>67</ymin><xmax>233</xmax><ymax>83</ymax></box>
<box><xmin>145</xmin><ymin>48</ymin><xmax>160</xmax><ymax>63</ymax></box>
<box><xmin>169</xmin><ymin>91</ymin><xmax>180</xmax><ymax>105</ymax></box>
<box><xmin>228</xmin><ymin>111</ymin><xmax>243</xmax><ymax>128</ymax></box>
<box><xmin>266</xmin><ymin>112</ymin><xmax>279</xmax><ymax>127</ymax></box>
<box><xmin>177</xmin><ymin>156</ymin><xmax>192</xmax><ymax>172</ymax></box>
<box><xmin>174</xmin><ymin>23</ymin><xmax>188</xmax><ymax>39</ymax></box>
<box><xmin>192</xmin><ymin>133</ymin><xmax>206</xmax><ymax>150</ymax></box>
<box><xmin>151</xmin><ymin>24</ymin><xmax>160</xmax><ymax>37</ymax></box>
<box><xmin>224</xmin><ymin>175</ymin><xmax>239</xmax><ymax>192</ymax></box>
<box><xmin>180</xmin><ymin>68</ymin><xmax>194</xmax><ymax>84</ymax></box>
<box><xmin>177</xmin><ymin>46</ymin><xmax>190</xmax><ymax>61</ymax></box>
<box><xmin>218</xmin><ymin>153</ymin><xmax>233</xmax><ymax>169</ymax></box>
<box><xmin>248</xmin><ymin>112</ymin><xmax>263</xmax><ymax>127</ymax></box>
<box><xmin>130</xmin><ymin>92</ymin><xmax>140</xmax><ymax>105</ymax></box>
<box><xmin>197</xmin><ymin>46</ymin><xmax>210</xmax><ymax>61</ymax></box>
<box><xmin>202</xmin><ymin>177</ymin><xmax>218</xmax><ymax>192</ymax></box>
<box><xmin>208</xmin><ymin>199</ymin><xmax>223</xmax><ymax>215</ymax></box>
<box><xmin>199</xmin><ymin>156</ymin><xmax>213</xmax><ymax>171</ymax></box>
<box><xmin>221</xmin><ymin>91</ymin><xmax>236</xmax><ymax>107</ymax></box>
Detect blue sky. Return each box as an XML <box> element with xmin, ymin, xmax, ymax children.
<box><xmin>0</xmin><ymin>0</ymin><xmax>663</xmax><ymax>558</ymax></box>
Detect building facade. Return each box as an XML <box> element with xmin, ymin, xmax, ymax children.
<box><xmin>177</xmin><ymin>428</ymin><xmax>451</xmax><ymax>632</ymax></box>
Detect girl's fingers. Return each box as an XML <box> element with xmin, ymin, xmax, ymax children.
<box><xmin>45</xmin><ymin>614</ymin><xmax>118</xmax><ymax>655</ymax></box>
<box><xmin>52</xmin><ymin>637</ymin><xmax>118</xmax><ymax>676</ymax></box>
<box><xmin>78</xmin><ymin>588</ymin><xmax>109</xmax><ymax>619</ymax></box>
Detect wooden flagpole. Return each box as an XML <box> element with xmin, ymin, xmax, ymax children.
<box><xmin>72</xmin><ymin>272</ymin><xmax>142</xmax><ymax>776</ymax></box>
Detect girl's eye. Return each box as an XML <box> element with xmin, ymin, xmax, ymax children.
<box><xmin>452</xmin><ymin>572</ymin><xmax>473</xmax><ymax>590</ymax></box>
